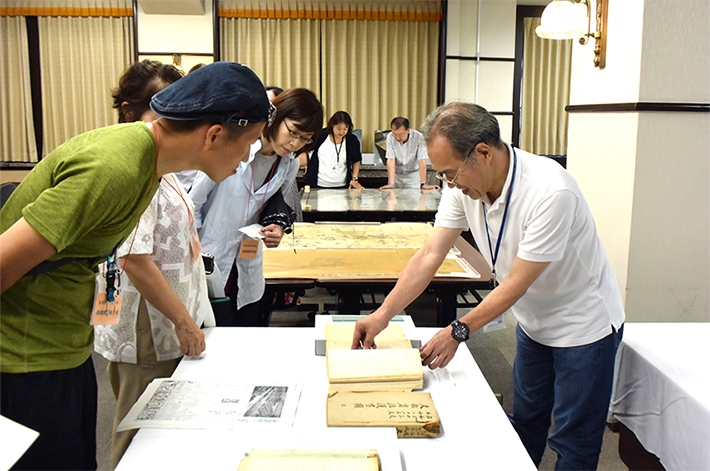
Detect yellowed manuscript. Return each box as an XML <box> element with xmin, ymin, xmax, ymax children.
<box><xmin>238</xmin><ymin>449</ymin><xmax>381</xmax><ymax>471</ymax></box>
<box><xmin>326</xmin><ymin>348</ymin><xmax>424</xmax><ymax>393</ymax></box>
<box><xmin>327</xmin><ymin>391</ymin><xmax>441</xmax><ymax>439</ymax></box>
<box><xmin>325</xmin><ymin>323</ymin><xmax>411</xmax><ymax>351</ymax></box>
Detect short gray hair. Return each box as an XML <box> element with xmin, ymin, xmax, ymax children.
<box><xmin>420</xmin><ymin>103</ymin><xmax>504</xmax><ymax>160</ymax></box>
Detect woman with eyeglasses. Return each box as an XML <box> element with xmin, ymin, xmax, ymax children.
<box><xmin>190</xmin><ymin>88</ymin><xmax>323</xmax><ymax>326</ymax></box>
<box><xmin>303</xmin><ymin>111</ymin><xmax>364</xmax><ymax>189</ymax></box>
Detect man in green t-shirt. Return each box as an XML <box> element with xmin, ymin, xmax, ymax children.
<box><xmin>0</xmin><ymin>62</ymin><xmax>275</xmax><ymax>470</ymax></box>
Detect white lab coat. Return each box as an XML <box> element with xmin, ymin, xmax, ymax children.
<box><xmin>190</xmin><ymin>141</ymin><xmax>299</xmax><ymax>308</ymax></box>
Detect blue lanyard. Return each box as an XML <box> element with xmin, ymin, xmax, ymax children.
<box><xmin>482</xmin><ymin>148</ymin><xmax>517</xmax><ymax>285</ymax></box>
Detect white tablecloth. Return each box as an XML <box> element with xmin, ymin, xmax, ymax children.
<box><xmin>610</xmin><ymin>322</ymin><xmax>710</xmax><ymax>471</ymax></box>
<box><xmin>117</xmin><ymin>327</ymin><xmax>535</xmax><ymax>471</ymax></box>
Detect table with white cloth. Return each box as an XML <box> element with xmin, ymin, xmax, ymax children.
<box><xmin>117</xmin><ymin>327</ymin><xmax>535</xmax><ymax>471</ymax></box>
<box><xmin>610</xmin><ymin>322</ymin><xmax>710</xmax><ymax>471</ymax></box>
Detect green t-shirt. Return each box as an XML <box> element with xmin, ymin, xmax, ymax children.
<box><xmin>0</xmin><ymin>122</ymin><xmax>160</xmax><ymax>373</ymax></box>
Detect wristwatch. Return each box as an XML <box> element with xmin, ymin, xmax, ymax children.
<box><xmin>351</xmin><ymin>177</ymin><xmax>358</xmax><ymax>181</ymax></box>
<box><xmin>450</xmin><ymin>319</ymin><xmax>470</xmax><ymax>342</ymax></box>
<box><xmin>420</xmin><ymin>182</ymin><xmax>425</xmax><ymax>188</ymax></box>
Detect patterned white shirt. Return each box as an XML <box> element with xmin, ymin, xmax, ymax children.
<box><xmin>94</xmin><ymin>173</ymin><xmax>212</xmax><ymax>363</ymax></box>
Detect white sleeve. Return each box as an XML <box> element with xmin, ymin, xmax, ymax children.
<box><xmin>416</xmin><ymin>133</ymin><xmax>428</xmax><ymax>161</ymax></box>
<box><xmin>188</xmin><ymin>171</ymin><xmax>217</xmax><ymax>230</ymax></box>
<box><xmin>433</xmin><ymin>185</ymin><xmax>469</xmax><ymax>230</ymax></box>
<box><xmin>385</xmin><ymin>132</ymin><xmax>396</xmax><ymax>160</ymax></box>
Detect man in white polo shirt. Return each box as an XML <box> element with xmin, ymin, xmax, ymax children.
<box><xmin>380</xmin><ymin>116</ymin><xmax>439</xmax><ymax>190</ymax></box>
<box><xmin>353</xmin><ymin>103</ymin><xmax>625</xmax><ymax>470</ymax></box>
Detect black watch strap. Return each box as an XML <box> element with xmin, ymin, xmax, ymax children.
<box><xmin>450</xmin><ymin>319</ymin><xmax>470</xmax><ymax>342</ymax></box>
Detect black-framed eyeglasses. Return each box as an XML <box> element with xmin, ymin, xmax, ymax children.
<box><xmin>284</xmin><ymin>121</ymin><xmax>313</xmax><ymax>145</ymax></box>
<box><xmin>435</xmin><ymin>149</ymin><xmax>473</xmax><ymax>186</ymax></box>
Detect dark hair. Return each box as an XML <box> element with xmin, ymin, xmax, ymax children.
<box><xmin>188</xmin><ymin>63</ymin><xmax>206</xmax><ymax>74</ymax></box>
<box><xmin>390</xmin><ymin>116</ymin><xmax>410</xmax><ymax>130</ymax></box>
<box><xmin>327</xmin><ymin>111</ymin><xmax>353</xmax><ymax>137</ymax></box>
<box><xmin>264</xmin><ymin>88</ymin><xmax>324</xmax><ymax>152</ymax></box>
<box><xmin>420</xmin><ymin>102</ymin><xmax>504</xmax><ymax>160</ymax></box>
<box><xmin>265</xmin><ymin>86</ymin><xmax>284</xmax><ymax>96</ymax></box>
<box><xmin>112</xmin><ymin>59</ymin><xmax>183</xmax><ymax>123</ymax></box>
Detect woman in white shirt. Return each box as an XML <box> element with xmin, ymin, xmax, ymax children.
<box><xmin>190</xmin><ymin>88</ymin><xmax>324</xmax><ymax>326</ymax></box>
<box><xmin>303</xmin><ymin>111</ymin><xmax>363</xmax><ymax>189</ymax></box>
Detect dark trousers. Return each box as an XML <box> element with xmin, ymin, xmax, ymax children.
<box><xmin>1</xmin><ymin>357</ymin><xmax>98</xmax><ymax>470</ymax></box>
<box><xmin>218</xmin><ymin>262</ymin><xmax>264</xmax><ymax>326</ymax></box>
<box><xmin>509</xmin><ymin>324</ymin><xmax>624</xmax><ymax>470</ymax></box>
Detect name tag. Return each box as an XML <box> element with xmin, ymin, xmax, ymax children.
<box><xmin>91</xmin><ymin>274</ymin><xmax>121</xmax><ymax>325</ymax></box>
<box><xmin>239</xmin><ymin>239</ymin><xmax>259</xmax><ymax>259</ymax></box>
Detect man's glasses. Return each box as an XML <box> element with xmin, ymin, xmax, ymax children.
<box><xmin>435</xmin><ymin>149</ymin><xmax>473</xmax><ymax>186</ymax></box>
<box><xmin>284</xmin><ymin>121</ymin><xmax>313</xmax><ymax>145</ymax></box>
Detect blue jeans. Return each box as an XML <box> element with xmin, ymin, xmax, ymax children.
<box><xmin>509</xmin><ymin>324</ymin><xmax>623</xmax><ymax>470</ymax></box>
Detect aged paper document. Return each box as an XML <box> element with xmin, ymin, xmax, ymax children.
<box><xmin>117</xmin><ymin>379</ymin><xmax>302</xmax><ymax>431</ymax></box>
<box><xmin>238</xmin><ymin>449</ymin><xmax>381</xmax><ymax>471</ymax></box>
<box><xmin>327</xmin><ymin>391</ymin><xmax>441</xmax><ymax>438</ymax></box>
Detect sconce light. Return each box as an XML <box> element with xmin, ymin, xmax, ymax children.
<box><xmin>535</xmin><ymin>0</ymin><xmax>608</xmax><ymax>69</ymax></box>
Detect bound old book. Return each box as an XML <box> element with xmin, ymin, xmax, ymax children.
<box><xmin>238</xmin><ymin>449</ymin><xmax>381</xmax><ymax>471</ymax></box>
<box><xmin>325</xmin><ymin>323</ymin><xmax>413</xmax><ymax>351</ymax></box>
<box><xmin>327</xmin><ymin>391</ymin><xmax>442</xmax><ymax>438</ymax></box>
<box><xmin>326</xmin><ymin>347</ymin><xmax>424</xmax><ymax>393</ymax></box>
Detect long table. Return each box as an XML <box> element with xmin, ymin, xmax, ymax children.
<box><xmin>262</xmin><ymin>222</ymin><xmax>493</xmax><ymax>326</ymax></box>
<box><xmin>116</xmin><ymin>327</ymin><xmax>536</xmax><ymax>471</ymax></box>
<box><xmin>301</xmin><ymin>188</ymin><xmax>441</xmax><ymax>223</ymax></box>
<box><xmin>610</xmin><ymin>322</ymin><xmax>710</xmax><ymax>470</ymax></box>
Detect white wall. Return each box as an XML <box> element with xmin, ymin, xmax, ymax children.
<box><xmin>567</xmin><ymin>0</ymin><xmax>710</xmax><ymax>322</ymax></box>
<box><xmin>137</xmin><ymin>0</ymin><xmax>213</xmax><ymax>54</ymax></box>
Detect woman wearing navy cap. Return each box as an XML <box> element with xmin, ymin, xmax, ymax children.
<box><xmin>0</xmin><ymin>62</ymin><xmax>271</xmax><ymax>470</ymax></box>
<box><xmin>190</xmin><ymin>88</ymin><xmax>324</xmax><ymax>326</ymax></box>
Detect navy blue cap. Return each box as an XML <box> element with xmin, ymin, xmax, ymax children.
<box><xmin>150</xmin><ymin>62</ymin><xmax>275</xmax><ymax>126</ymax></box>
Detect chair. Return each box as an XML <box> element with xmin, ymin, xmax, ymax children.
<box><xmin>0</xmin><ymin>182</ymin><xmax>19</xmax><ymax>208</ymax></box>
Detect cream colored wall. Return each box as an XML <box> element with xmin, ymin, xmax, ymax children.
<box><xmin>0</xmin><ymin>169</ymin><xmax>31</xmax><ymax>184</ymax></box>
<box><xmin>137</xmin><ymin>0</ymin><xmax>213</xmax><ymax>54</ymax></box>
<box><xmin>567</xmin><ymin>0</ymin><xmax>710</xmax><ymax>322</ymax></box>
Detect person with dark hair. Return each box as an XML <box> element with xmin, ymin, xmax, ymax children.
<box><xmin>381</xmin><ymin>116</ymin><xmax>438</xmax><ymax>190</ymax></box>
<box><xmin>303</xmin><ymin>110</ymin><xmax>363</xmax><ymax>189</ymax></box>
<box><xmin>353</xmin><ymin>102</ymin><xmax>625</xmax><ymax>471</ymax></box>
<box><xmin>190</xmin><ymin>87</ymin><xmax>324</xmax><ymax>326</ymax></box>
<box><xmin>112</xmin><ymin>59</ymin><xmax>184</xmax><ymax>124</ymax></box>
<box><xmin>265</xmin><ymin>85</ymin><xmax>284</xmax><ymax>101</ymax></box>
<box><xmin>94</xmin><ymin>60</ymin><xmax>213</xmax><ymax>469</ymax></box>
<box><xmin>0</xmin><ymin>61</ymin><xmax>272</xmax><ymax>471</ymax></box>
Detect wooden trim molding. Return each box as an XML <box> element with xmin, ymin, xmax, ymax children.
<box><xmin>566</xmin><ymin>102</ymin><xmax>710</xmax><ymax>113</ymax></box>
<box><xmin>218</xmin><ymin>8</ymin><xmax>442</xmax><ymax>21</ymax></box>
<box><xmin>0</xmin><ymin>7</ymin><xmax>132</xmax><ymax>17</ymax></box>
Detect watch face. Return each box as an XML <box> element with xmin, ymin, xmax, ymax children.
<box><xmin>451</xmin><ymin>320</ymin><xmax>469</xmax><ymax>342</ymax></box>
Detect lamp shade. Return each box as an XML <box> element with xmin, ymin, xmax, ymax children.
<box><xmin>535</xmin><ymin>0</ymin><xmax>587</xmax><ymax>40</ymax></box>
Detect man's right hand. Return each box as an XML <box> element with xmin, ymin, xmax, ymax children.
<box><xmin>351</xmin><ymin>311</ymin><xmax>390</xmax><ymax>349</ymax></box>
<box><xmin>379</xmin><ymin>183</ymin><xmax>394</xmax><ymax>190</ymax></box>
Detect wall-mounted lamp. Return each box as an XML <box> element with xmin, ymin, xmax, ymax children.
<box><xmin>535</xmin><ymin>0</ymin><xmax>608</xmax><ymax>69</ymax></box>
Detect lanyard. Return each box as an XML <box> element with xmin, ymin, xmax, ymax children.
<box><xmin>482</xmin><ymin>148</ymin><xmax>517</xmax><ymax>285</ymax></box>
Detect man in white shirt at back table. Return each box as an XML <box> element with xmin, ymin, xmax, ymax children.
<box><xmin>380</xmin><ymin>116</ymin><xmax>439</xmax><ymax>190</ymax></box>
<box><xmin>355</xmin><ymin>103</ymin><xmax>625</xmax><ymax>471</ymax></box>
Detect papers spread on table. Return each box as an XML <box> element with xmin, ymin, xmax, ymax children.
<box><xmin>117</xmin><ymin>379</ymin><xmax>302</xmax><ymax>432</ymax></box>
<box><xmin>327</xmin><ymin>391</ymin><xmax>441</xmax><ymax>439</ymax></box>
<box><xmin>326</xmin><ymin>347</ymin><xmax>424</xmax><ymax>393</ymax></box>
<box><xmin>0</xmin><ymin>414</ymin><xmax>39</xmax><ymax>470</ymax></box>
<box><xmin>238</xmin><ymin>448</ymin><xmax>382</xmax><ymax>471</ymax></box>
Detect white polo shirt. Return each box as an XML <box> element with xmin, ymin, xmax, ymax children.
<box><xmin>435</xmin><ymin>144</ymin><xmax>625</xmax><ymax>347</ymax></box>
<box><xmin>386</xmin><ymin>129</ymin><xmax>428</xmax><ymax>174</ymax></box>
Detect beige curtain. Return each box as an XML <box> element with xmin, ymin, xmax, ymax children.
<box><xmin>220</xmin><ymin>17</ymin><xmax>321</xmax><ymax>93</ymax></box>
<box><xmin>39</xmin><ymin>14</ymin><xmax>133</xmax><ymax>155</ymax></box>
<box><xmin>521</xmin><ymin>17</ymin><xmax>571</xmax><ymax>156</ymax></box>
<box><xmin>0</xmin><ymin>16</ymin><xmax>38</xmax><ymax>162</ymax></box>
<box><xmin>219</xmin><ymin>0</ymin><xmax>440</xmax><ymax>153</ymax></box>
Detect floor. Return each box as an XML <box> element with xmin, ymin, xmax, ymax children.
<box><xmin>94</xmin><ymin>287</ymin><xmax>627</xmax><ymax>470</ymax></box>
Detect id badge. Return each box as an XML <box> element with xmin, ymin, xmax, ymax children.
<box><xmin>483</xmin><ymin>312</ymin><xmax>507</xmax><ymax>333</ymax></box>
<box><xmin>239</xmin><ymin>238</ymin><xmax>259</xmax><ymax>259</ymax></box>
<box><xmin>91</xmin><ymin>273</ymin><xmax>122</xmax><ymax>325</ymax></box>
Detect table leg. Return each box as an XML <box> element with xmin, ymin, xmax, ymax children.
<box><xmin>435</xmin><ymin>286</ymin><xmax>458</xmax><ymax>326</ymax></box>
<box><xmin>337</xmin><ymin>288</ymin><xmax>362</xmax><ymax>314</ymax></box>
